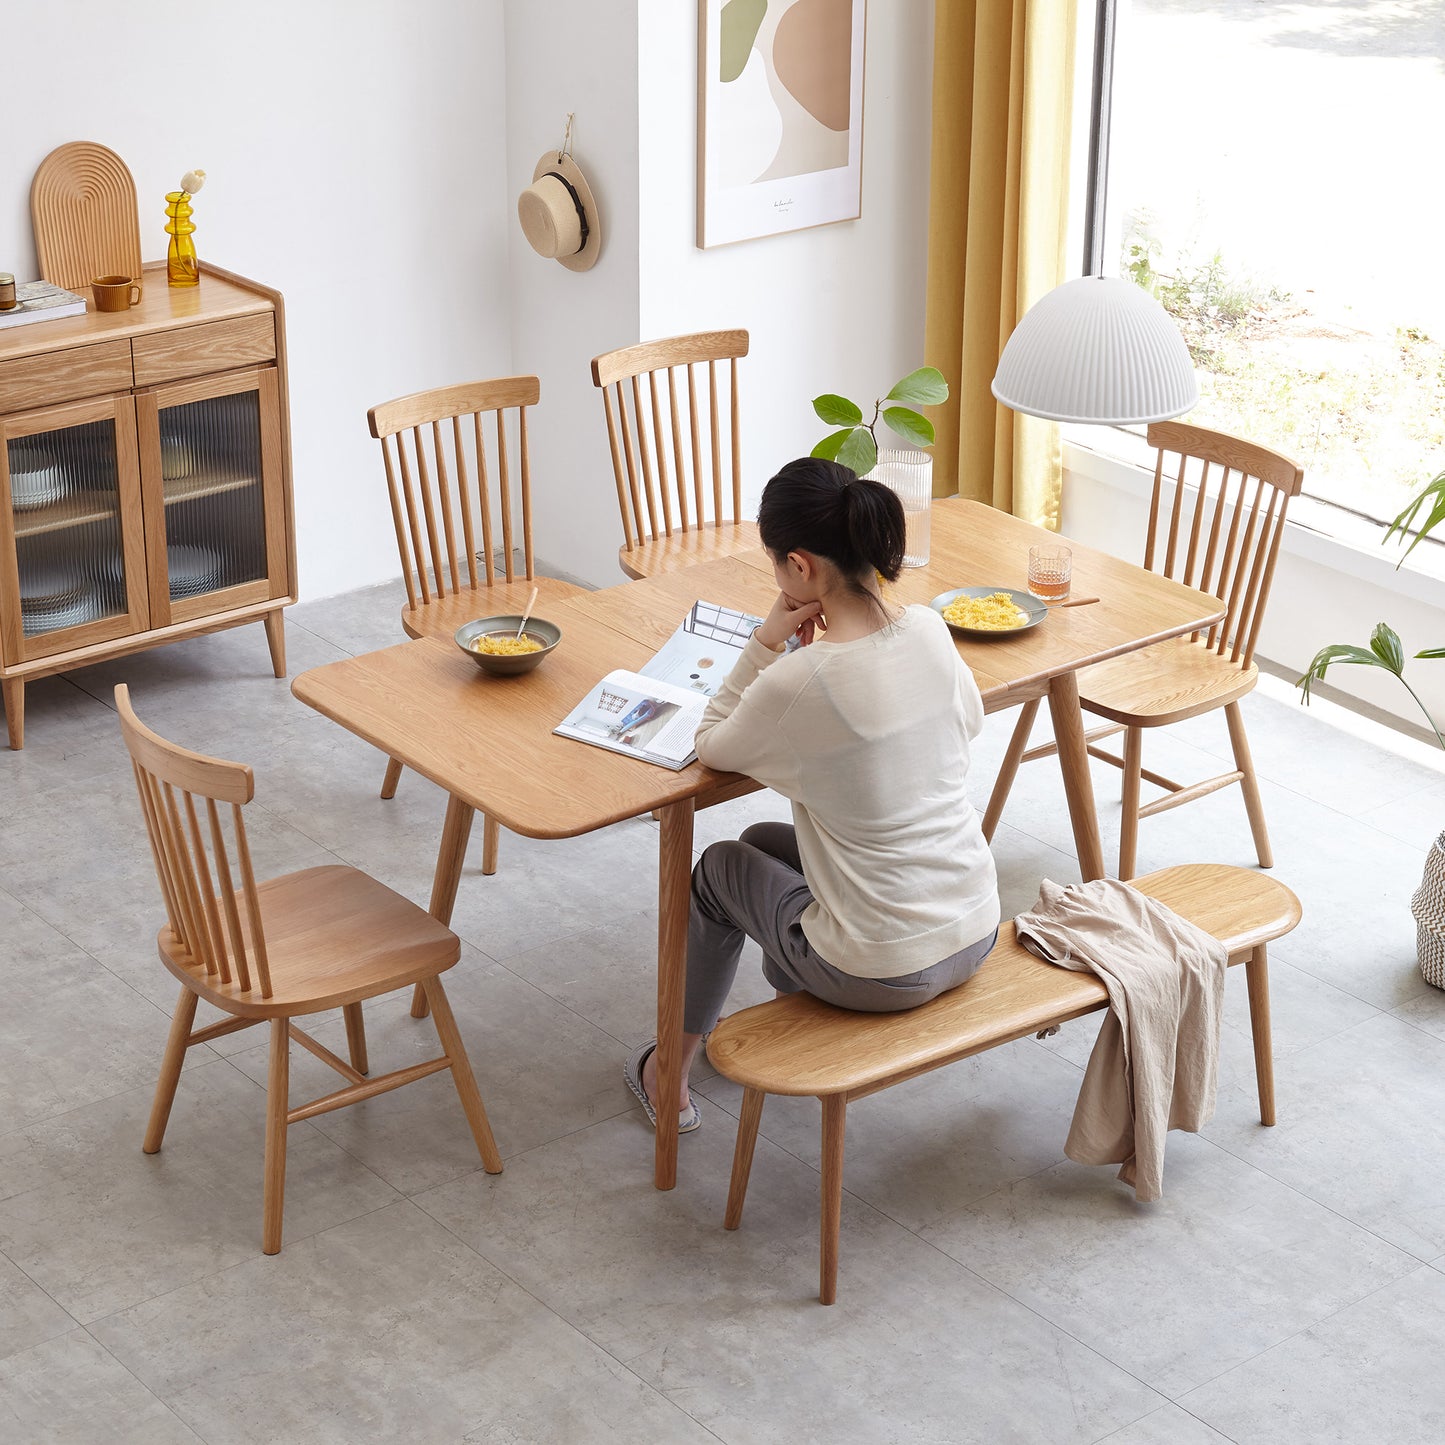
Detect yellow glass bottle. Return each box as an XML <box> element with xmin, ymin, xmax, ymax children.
<box><xmin>165</xmin><ymin>192</ymin><xmax>199</xmax><ymax>287</ymax></box>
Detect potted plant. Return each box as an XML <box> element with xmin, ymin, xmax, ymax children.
<box><xmin>810</xmin><ymin>366</ymin><xmax>949</xmax><ymax>478</ymax></box>
<box><xmin>811</xmin><ymin>367</ymin><xmax>949</xmax><ymax>567</ymax></box>
<box><xmin>1298</xmin><ymin>466</ymin><xmax>1445</xmax><ymax>988</ymax></box>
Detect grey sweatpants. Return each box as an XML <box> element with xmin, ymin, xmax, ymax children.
<box><xmin>685</xmin><ymin>821</ymin><xmax>997</xmax><ymax>1035</ymax></box>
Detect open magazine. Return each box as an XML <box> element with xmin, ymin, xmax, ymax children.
<box><xmin>554</xmin><ymin>599</ymin><xmax>762</xmax><ymax>770</ymax></box>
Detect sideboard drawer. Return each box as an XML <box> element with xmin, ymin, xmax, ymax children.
<box><xmin>0</xmin><ymin>340</ymin><xmax>135</xmax><ymax>413</ymax></box>
<box><xmin>132</xmin><ymin>313</ymin><xmax>275</xmax><ymax>386</ymax></box>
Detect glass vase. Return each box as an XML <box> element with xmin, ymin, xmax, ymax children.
<box><xmin>165</xmin><ymin>192</ymin><xmax>199</xmax><ymax>287</ymax></box>
<box><xmin>871</xmin><ymin>448</ymin><xmax>933</xmax><ymax>567</ymax></box>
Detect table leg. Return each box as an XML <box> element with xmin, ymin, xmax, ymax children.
<box><xmin>1047</xmin><ymin>671</ymin><xmax>1107</xmax><ymax>883</ymax></box>
<box><xmin>410</xmin><ymin>793</ymin><xmax>476</xmax><ymax>1019</ymax></box>
<box><xmin>654</xmin><ymin>797</ymin><xmax>695</xmax><ymax>1190</ymax></box>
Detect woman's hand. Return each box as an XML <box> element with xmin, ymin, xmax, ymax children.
<box><xmin>754</xmin><ymin>591</ymin><xmax>823</xmax><ymax>651</ymax></box>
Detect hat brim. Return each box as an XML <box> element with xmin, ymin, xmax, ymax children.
<box><xmin>531</xmin><ymin>152</ymin><xmax>601</xmax><ymax>272</ymax></box>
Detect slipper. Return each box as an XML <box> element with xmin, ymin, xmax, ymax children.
<box><xmin>623</xmin><ymin>1039</ymin><xmax>701</xmax><ymax>1133</ymax></box>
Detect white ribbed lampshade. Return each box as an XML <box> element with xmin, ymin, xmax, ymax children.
<box><xmin>991</xmin><ymin>275</ymin><xmax>1199</xmax><ymax>425</ymax></box>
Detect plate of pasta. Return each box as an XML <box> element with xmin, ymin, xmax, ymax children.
<box><xmin>930</xmin><ymin>587</ymin><xmax>1048</xmax><ymax>637</ymax></box>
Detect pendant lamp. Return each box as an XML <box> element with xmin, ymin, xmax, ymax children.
<box><xmin>991</xmin><ymin>275</ymin><xmax>1198</xmax><ymax>425</ymax></box>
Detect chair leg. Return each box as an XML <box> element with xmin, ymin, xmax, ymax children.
<box><xmin>819</xmin><ymin>1094</ymin><xmax>847</xmax><ymax>1306</ymax></box>
<box><xmin>144</xmin><ymin>986</ymin><xmax>199</xmax><ymax>1154</ymax></box>
<box><xmin>1245</xmin><ymin>944</ymin><xmax>1276</xmax><ymax>1126</ymax></box>
<box><xmin>422</xmin><ymin>974</ymin><xmax>503</xmax><ymax>1173</ymax></box>
<box><xmin>1118</xmin><ymin>726</ymin><xmax>1144</xmax><ymax>882</ymax></box>
<box><xmin>263</xmin><ymin>1018</ymin><xmax>290</xmax><ymax>1255</ymax></box>
<box><xmin>342</xmin><ymin>1002</ymin><xmax>369</xmax><ymax>1075</ymax></box>
<box><xmin>724</xmin><ymin>1088</ymin><xmax>766</xmax><ymax>1230</ymax></box>
<box><xmin>380</xmin><ymin>757</ymin><xmax>404</xmax><ymax>799</ymax></box>
<box><xmin>1226</xmin><ymin>701</ymin><xmax>1273</xmax><ymax>869</ymax></box>
<box><xmin>982</xmin><ymin>699</ymin><xmax>1040</xmax><ymax>842</ymax></box>
<box><xmin>481</xmin><ymin>814</ymin><xmax>501</xmax><ymax>876</ymax></box>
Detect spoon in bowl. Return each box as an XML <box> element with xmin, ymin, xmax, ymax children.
<box><xmin>515</xmin><ymin>585</ymin><xmax>540</xmax><ymax>639</ymax></box>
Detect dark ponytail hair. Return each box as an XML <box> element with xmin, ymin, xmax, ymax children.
<box><xmin>757</xmin><ymin>457</ymin><xmax>906</xmax><ymax>587</ymax></box>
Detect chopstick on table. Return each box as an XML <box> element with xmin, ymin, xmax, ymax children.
<box><xmin>1059</xmin><ymin>596</ymin><xmax>1100</xmax><ymax>608</ymax></box>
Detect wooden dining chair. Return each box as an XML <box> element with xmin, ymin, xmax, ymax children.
<box><xmin>983</xmin><ymin>422</ymin><xmax>1305</xmax><ymax>879</ymax></box>
<box><xmin>367</xmin><ymin>376</ymin><xmax>587</xmax><ymax>869</ymax></box>
<box><xmin>590</xmin><ymin>330</ymin><xmax>761</xmax><ymax>579</ymax></box>
<box><xmin>117</xmin><ymin>683</ymin><xmax>502</xmax><ymax>1255</ymax></box>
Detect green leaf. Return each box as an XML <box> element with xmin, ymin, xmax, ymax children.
<box><xmin>1369</xmin><ymin>623</ymin><xmax>1405</xmax><ymax>675</ymax></box>
<box><xmin>1383</xmin><ymin>469</ymin><xmax>1445</xmax><ymax>567</ymax></box>
<box><xmin>811</xmin><ymin>428</ymin><xmax>853</xmax><ymax>462</ymax></box>
<box><xmin>1296</xmin><ymin>642</ymin><xmax>1393</xmax><ymax>704</ymax></box>
<box><xmin>1416</xmin><ymin>647</ymin><xmax>1445</xmax><ymax>659</ymax></box>
<box><xmin>885</xmin><ymin>366</ymin><xmax>949</xmax><ymax>407</ymax></box>
<box><xmin>812</xmin><ymin>394</ymin><xmax>863</xmax><ymax>427</ymax></box>
<box><xmin>881</xmin><ymin>406</ymin><xmax>935</xmax><ymax>448</ymax></box>
<box><xmin>837</xmin><ymin>427</ymin><xmax>878</xmax><ymax>478</ymax></box>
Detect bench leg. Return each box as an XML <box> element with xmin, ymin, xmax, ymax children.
<box><xmin>820</xmin><ymin>1094</ymin><xmax>847</xmax><ymax>1305</ymax></box>
<box><xmin>1245</xmin><ymin>943</ymin><xmax>1276</xmax><ymax>1126</ymax></box>
<box><xmin>724</xmin><ymin>1087</ymin><xmax>766</xmax><ymax>1230</ymax></box>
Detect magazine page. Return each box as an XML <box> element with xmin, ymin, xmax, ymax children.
<box><xmin>639</xmin><ymin>600</ymin><xmax>762</xmax><ymax>697</ymax></box>
<box><xmin>554</xmin><ymin>669</ymin><xmax>710</xmax><ymax>770</ymax></box>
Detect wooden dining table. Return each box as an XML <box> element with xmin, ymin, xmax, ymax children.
<box><xmin>291</xmin><ymin>498</ymin><xmax>1225</xmax><ymax>1192</ymax></box>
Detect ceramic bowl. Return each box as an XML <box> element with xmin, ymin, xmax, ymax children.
<box><xmin>455</xmin><ymin>615</ymin><xmax>562</xmax><ymax>676</ymax></box>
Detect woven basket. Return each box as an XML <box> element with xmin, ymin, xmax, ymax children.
<box><xmin>1409</xmin><ymin>829</ymin><xmax>1445</xmax><ymax>990</ymax></box>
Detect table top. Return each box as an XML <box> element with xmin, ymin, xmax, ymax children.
<box><xmin>291</xmin><ymin>498</ymin><xmax>1225</xmax><ymax>838</ymax></box>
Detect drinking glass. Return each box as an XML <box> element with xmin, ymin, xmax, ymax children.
<box><xmin>1027</xmin><ymin>543</ymin><xmax>1072</xmax><ymax>602</ymax></box>
<box><xmin>872</xmin><ymin>448</ymin><xmax>932</xmax><ymax>567</ymax></box>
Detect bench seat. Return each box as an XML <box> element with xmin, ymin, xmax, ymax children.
<box><xmin>704</xmin><ymin>863</ymin><xmax>1302</xmax><ymax>1303</ymax></box>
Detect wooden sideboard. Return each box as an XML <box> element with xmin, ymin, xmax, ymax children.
<box><xmin>0</xmin><ymin>263</ymin><xmax>295</xmax><ymax>747</ymax></box>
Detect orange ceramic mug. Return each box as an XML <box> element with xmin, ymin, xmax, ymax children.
<box><xmin>92</xmin><ymin>275</ymin><xmax>143</xmax><ymax>312</ymax></box>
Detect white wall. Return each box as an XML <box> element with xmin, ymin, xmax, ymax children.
<box><xmin>636</xmin><ymin>0</ymin><xmax>936</xmax><ymax>525</ymax></box>
<box><xmin>1</xmin><ymin>0</ymin><xmax>513</xmax><ymax>599</ymax></box>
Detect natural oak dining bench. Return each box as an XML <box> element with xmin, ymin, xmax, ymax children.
<box><xmin>704</xmin><ymin>863</ymin><xmax>1303</xmax><ymax>1304</ymax></box>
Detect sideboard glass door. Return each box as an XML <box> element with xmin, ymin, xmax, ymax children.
<box><xmin>138</xmin><ymin>367</ymin><xmax>287</xmax><ymax>626</ymax></box>
<box><xmin>0</xmin><ymin>396</ymin><xmax>148</xmax><ymax>662</ymax></box>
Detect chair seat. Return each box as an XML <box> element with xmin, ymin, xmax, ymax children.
<box><xmin>618</xmin><ymin>521</ymin><xmax>761</xmax><ymax>580</ymax></box>
<box><xmin>1078</xmin><ymin>637</ymin><xmax>1258</xmax><ymax>727</ymax></box>
<box><xmin>157</xmin><ymin>865</ymin><xmax>461</xmax><ymax>1018</ymax></box>
<box><xmin>400</xmin><ymin>576</ymin><xmax>588</xmax><ymax>642</ymax></box>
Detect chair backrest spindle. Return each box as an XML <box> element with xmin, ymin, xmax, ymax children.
<box><xmin>1144</xmin><ymin>422</ymin><xmax>1304</xmax><ymax>671</ymax></box>
<box><xmin>590</xmin><ymin>330</ymin><xmax>749</xmax><ymax>556</ymax></box>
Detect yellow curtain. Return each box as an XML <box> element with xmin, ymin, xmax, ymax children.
<box><xmin>924</xmin><ymin>0</ymin><xmax>1077</xmax><ymax>527</ymax></box>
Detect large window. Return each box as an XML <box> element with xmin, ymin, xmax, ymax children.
<box><xmin>1073</xmin><ymin>0</ymin><xmax>1445</xmax><ymax>535</ymax></box>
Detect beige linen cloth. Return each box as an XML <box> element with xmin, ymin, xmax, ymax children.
<box><xmin>1014</xmin><ymin>878</ymin><xmax>1228</xmax><ymax>1202</ymax></box>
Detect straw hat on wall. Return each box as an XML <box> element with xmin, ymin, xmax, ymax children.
<box><xmin>517</xmin><ymin>152</ymin><xmax>601</xmax><ymax>272</ymax></box>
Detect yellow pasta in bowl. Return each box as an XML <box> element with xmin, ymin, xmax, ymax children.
<box><xmin>930</xmin><ymin>586</ymin><xmax>1047</xmax><ymax>638</ymax></box>
<box><xmin>472</xmin><ymin>633</ymin><xmax>544</xmax><ymax>656</ymax></box>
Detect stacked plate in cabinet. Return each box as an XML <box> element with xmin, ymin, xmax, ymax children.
<box><xmin>167</xmin><ymin>543</ymin><xmax>224</xmax><ymax>599</ymax></box>
<box><xmin>19</xmin><ymin>563</ymin><xmax>104</xmax><ymax>635</ymax></box>
<box><xmin>8</xmin><ymin>444</ymin><xmax>71</xmax><ymax>511</ymax></box>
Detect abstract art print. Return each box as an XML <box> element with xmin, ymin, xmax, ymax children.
<box><xmin>697</xmin><ymin>0</ymin><xmax>866</xmax><ymax>248</ymax></box>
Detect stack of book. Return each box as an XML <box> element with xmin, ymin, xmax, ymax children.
<box><xmin>0</xmin><ymin>281</ymin><xmax>88</xmax><ymax>330</ymax></box>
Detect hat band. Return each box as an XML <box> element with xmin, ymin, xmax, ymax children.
<box><xmin>543</xmin><ymin>170</ymin><xmax>590</xmax><ymax>251</ymax></box>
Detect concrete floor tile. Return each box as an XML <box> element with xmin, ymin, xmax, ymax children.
<box><xmin>92</xmin><ymin>1200</ymin><xmax>709</xmax><ymax>1445</ymax></box>
<box><xmin>1391</xmin><ymin>978</ymin><xmax>1445</xmax><ymax>1041</ymax></box>
<box><xmin>416</xmin><ymin>1116</ymin><xmax>1163</xmax><ymax>1444</ymax></box>
<box><xmin>0</xmin><ymin>1328</ymin><xmax>202</xmax><ymax>1443</ymax></box>
<box><xmin>0</xmin><ymin>1253</ymin><xmax>75</xmax><ymax>1365</ymax></box>
<box><xmin>1179</xmin><ymin>1264</ymin><xmax>1445</xmax><ymax>1444</ymax></box>
<box><xmin>922</xmin><ymin>1133</ymin><xmax>1416</xmax><ymax>1397</ymax></box>
<box><xmin>0</xmin><ymin>1059</ymin><xmax>400</xmax><ymax>1323</ymax></box>
<box><xmin>1093</xmin><ymin>1403</ymin><xmax>1234</xmax><ymax>1444</ymax></box>
<box><xmin>1204</xmin><ymin>1011</ymin><xmax>1445</xmax><ymax>1260</ymax></box>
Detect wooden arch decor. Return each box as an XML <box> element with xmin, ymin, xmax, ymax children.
<box><xmin>31</xmin><ymin>141</ymin><xmax>144</xmax><ymax>292</ymax></box>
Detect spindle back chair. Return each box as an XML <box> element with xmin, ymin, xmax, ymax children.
<box><xmin>590</xmin><ymin>330</ymin><xmax>760</xmax><ymax>578</ymax></box>
<box><xmin>366</xmin><ymin>376</ymin><xmax>586</xmax><ymax>844</ymax></box>
<box><xmin>983</xmin><ymin>423</ymin><xmax>1305</xmax><ymax>879</ymax></box>
<box><xmin>118</xmin><ymin>684</ymin><xmax>502</xmax><ymax>1254</ymax></box>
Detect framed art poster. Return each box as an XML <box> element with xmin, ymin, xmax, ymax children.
<box><xmin>697</xmin><ymin>0</ymin><xmax>866</xmax><ymax>249</ymax></box>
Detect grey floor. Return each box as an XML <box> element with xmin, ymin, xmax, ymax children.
<box><xmin>3</xmin><ymin>580</ymin><xmax>1445</xmax><ymax>1445</ymax></box>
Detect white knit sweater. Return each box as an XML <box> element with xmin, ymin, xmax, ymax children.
<box><xmin>694</xmin><ymin>604</ymin><xmax>1000</xmax><ymax>978</ymax></box>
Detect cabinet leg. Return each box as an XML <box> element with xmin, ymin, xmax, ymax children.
<box><xmin>2</xmin><ymin>677</ymin><xmax>22</xmax><ymax>751</ymax></box>
<box><xmin>263</xmin><ymin>610</ymin><xmax>287</xmax><ymax>678</ymax></box>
